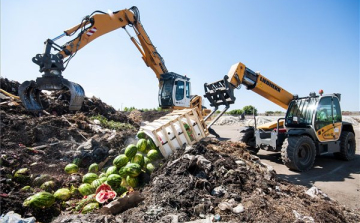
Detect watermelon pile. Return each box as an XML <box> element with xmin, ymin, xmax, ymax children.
<box><xmin>22</xmin><ymin>131</ymin><xmax>163</xmax><ymax>215</ymax></box>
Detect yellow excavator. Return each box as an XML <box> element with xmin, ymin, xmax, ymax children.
<box><xmin>224</xmin><ymin>62</ymin><xmax>356</xmax><ymax>171</ymax></box>
<box><xmin>18</xmin><ymin>6</ymin><xmax>236</xmax><ymax>137</ymax></box>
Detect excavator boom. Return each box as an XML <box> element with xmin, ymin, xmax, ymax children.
<box><xmin>19</xmin><ymin>6</ymin><xmax>169</xmax><ymax>111</ymax></box>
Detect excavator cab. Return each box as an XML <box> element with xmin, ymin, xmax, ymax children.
<box><xmin>18</xmin><ymin>39</ymin><xmax>85</xmax><ymax>111</ymax></box>
<box><xmin>158</xmin><ymin>73</ymin><xmax>191</xmax><ymax>109</ymax></box>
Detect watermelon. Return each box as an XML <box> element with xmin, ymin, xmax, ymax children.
<box><xmin>81</xmin><ymin>202</ymin><xmax>99</xmax><ymax>214</ymax></box>
<box><xmin>99</xmin><ymin>172</ymin><xmax>107</xmax><ymax>178</ymax></box>
<box><xmin>106</xmin><ymin>166</ymin><xmax>118</xmax><ymax>176</ymax></box>
<box><xmin>147</xmin><ymin>138</ymin><xmax>157</xmax><ymax>150</ymax></box>
<box><xmin>78</xmin><ymin>183</ymin><xmax>95</xmax><ymax>196</ymax></box>
<box><xmin>40</xmin><ymin>181</ymin><xmax>55</xmax><ymax>192</ymax></box>
<box><xmin>125</xmin><ymin>144</ymin><xmax>137</xmax><ymax>159</ymax></box>
<box><xmin>136</xmin><ymin>139</ymin><xmax>147</xmax><ymax>153</ymax></box>
<box><xmin>113</xmin><ymin>154</ymin><xmax>129</xmax><ymax>168</ymax></box>
<box><xmin>64</xmin><ymin>164</ymin><xmax>79</xmax><ymax>174</ymax></box>
<box><xmin>88</xmin><ymin>163</ymin><xmax>99</xmax><ymax>173</ymax></box>
<box><xmin>146</xmin><ymin>163</ymin><xmax>156</xmax><ymax>174</ymax></box>
<box><xmin>106</xmin><ymin>174</ymin><xmax>122</xmax><ymax>189</ymax></box>
<box><xmin>23</xmin><ymin>192</ymin><xmax>55</xmax><ymax>208</ymax></box>
<box><xmin>95</xmin><ymin>184</ymin><xmax>117</xmax><ymax>203</ymax></box>
<box><xmin>82</xmin><ymin>173</ymin><xmax>98</xmax><ymax>184</ymax></box>
<box><xmin>124</xmin><ymin>163</ymin><xmax>142</xmax><ymax>177</ymax></box>
<box><xmin>91</xmin><ymin>177</ymin><xmax>107</xmax><ymax>190</ymax></box>
<box><xmin>147</xmin><ymin>149</ymin><xmax>160</xmax><ymax>161</ymax></box>
<box><xmin>143</xmin><ymin>157</ymin><xmax>151</xmax><ymax>166</ymax></box>
<box><xmin>126</xmin><ymin>176</ymin><xmax>139</xmax><ymax>188</ymax></box>
<box><xmin>132</xmin><ymin>153</ymin><xmax>144</xmax><ymax>167</ymax></box>
<box><xmin>136</xmin><ymin>131</ymin><xmax>147</xmax><ymax>139</ymax></box>
<box><xmin>115</xmin><ymin>186</ymin><xmax>127</xmax><ymax>196</ymax></box>
<box><xmin>14</xmin><ymin>168</ymin><xmax>30</xmax><ymax>184</ymax></box>
<box><xmin>118</xmin><ymin>166</ymin><xmax>127</xmax><ymax>178</ymax></box>
<box><xmin>54</xmin><ymin>188</ymin><xmax>71</xmax><ymax>201</ymax></box>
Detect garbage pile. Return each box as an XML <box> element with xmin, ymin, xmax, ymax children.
<box><xmin>1</xmin><ymin>78</ymin><xmax>359</xmax><ymax>223</ymax></box>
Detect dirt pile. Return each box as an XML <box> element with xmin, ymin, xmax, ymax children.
<box><xmin>117</xmin><ymin>139</ymin><xmax>359</xmax><ymax>223</ymax></box>
<box><xmin>1</xmin><ymin>77</ymin><xmax>359</xmax><ymax>223</ymax></box>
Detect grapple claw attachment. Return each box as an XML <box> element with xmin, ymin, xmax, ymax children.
<box><xmin>18</xmin><ymin>80</ymin><xmax>43</xmax><ymax>111</ymax></box>
<box><xmin>18</xmin><ymin>75</ymin><xmax>85</xmax><ymax>111</ymax></box>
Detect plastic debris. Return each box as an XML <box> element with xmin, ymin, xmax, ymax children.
<box><xmin>0</xmin><ymin>211</ymin><xmax>35</xmax><ymax>223</ymax></box>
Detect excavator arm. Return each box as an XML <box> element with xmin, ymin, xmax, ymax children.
<box><xmin>19</xmin><ymin>6</ymin><xmax>169</xmax><ymax>111</ymax></box>
<box><xmin>58</xmin><ymin>7</ymin><xmax>167</xmax><ymax>78</ymax></box>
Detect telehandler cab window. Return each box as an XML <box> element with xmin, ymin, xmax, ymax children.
<box><xmin>286</xmin><ymin>98</ymin><xmax>318</xmax><ymax>127</ymax></box>
<box><xmin>315</xmin><ymin>96</ymin><xmax>335</xmax><ymax>130</ymax></box>
<box><xmin>332</xmin><ymin>96</ymin><xmax>342</xmax><ymax>123</ymax></box>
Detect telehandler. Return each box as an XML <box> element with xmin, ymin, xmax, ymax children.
<box><xmin>223</xmin><ymin>62</ymin><xmax>356</xmax><ymax>171</ymax></box>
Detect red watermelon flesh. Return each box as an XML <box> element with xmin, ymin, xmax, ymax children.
<box><xmin>95</xmin><ymin>183</ymin><xmax>117</xmax><ymax>203</ymax></box>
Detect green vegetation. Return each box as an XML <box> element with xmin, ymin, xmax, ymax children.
<box><xmin>265</xmin><ymin>111</ymin><xmax>284</xmax><ymax>116</ymax></box>
<box><xmin>90</xmin><ymin>115</ymin><xmax>134</xmax><ymax>130</ymax></box>
<box><xmin>227</xmin><ymin>109</ymin><xmax>243</xmax><ymax>115</ymax></box>
<box><xmin>225</xmin><ymin>105</ymin><xmax>257</xmax><ymax>115</ymax></box>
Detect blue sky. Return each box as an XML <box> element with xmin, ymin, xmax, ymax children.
<box><xmin>1</xmin><ymin>0</ymin><xmax>359</xmax><ymax>112</ymax></box>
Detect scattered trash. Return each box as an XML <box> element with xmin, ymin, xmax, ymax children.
<box><xmin>0</xmin><ymin>211</ymin><xmax>35</xmax><ymax>223</ymax></box>
<box><xmin>293</xmin><ymin>210</ymin><xmax>315</xmax><ymax>223</ymax></box>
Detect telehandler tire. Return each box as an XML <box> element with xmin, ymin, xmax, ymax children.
<box><xmin>281</xmin><ymin>135</ymin><xmax>316</xmax><ymax>172</ymax></box>
<box><xmin>239</xmin><ymin>128</ymin><xmax>259</xmax><ymax>155</ymax></box>
<box><xmin>334</xmin><ymin>131</ymin><xmax>356</xmax><ymax>160</ymax></box>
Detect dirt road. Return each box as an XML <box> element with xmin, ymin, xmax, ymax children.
<box><xmin>211</xmin><ymin>123</ymin><xmax>360</xmax><ymax>211</ymax></box>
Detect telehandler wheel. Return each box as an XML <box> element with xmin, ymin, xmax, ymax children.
<box><xmin>239</xmin><ymin>128</ymin><xmax>259</xmax><ymax>155</ymax></box>
<box><xmin>334</xmin><ymin>131</ymin><xmax>356</xmax><ymax>160</ymax></box>
<box><xmin>281</xmin><ymin>135</ymin><xmax>316</xmax><ymax>172</ymax></box>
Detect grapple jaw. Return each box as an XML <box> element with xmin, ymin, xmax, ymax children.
<box><xmin>18</xmin><ymin>74</ymin><xmax>85</xmax><ymax>111</ymax></box>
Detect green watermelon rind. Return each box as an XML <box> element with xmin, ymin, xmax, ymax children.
<box><xmin>106</xmin><ymin>166</ymin><xmax>118</xmax><ymax>177</ymax></box>
<box><xmin>136</xmin><ymin>139</ymin><xmax>148</xmax><ymax>153</ymax></box>
<box><xmin>131</xmin><ymin>153</ymin><xmax>144</xmax><ymax>167</ymax></box>
<box><xmin>82</xmin><ymin>173</ymin><xmax>98</xmax><ymax>184</ymax></box>
<box><xmin>78</xmin><ymin>183</ymin><xmax>95</xmax><ymax>196</ymax></box>
<box><xmin>23</xmin><ymin>191</ymin><xmax>55</xmax><ymax>208</ymax></box>
<box><xmin>125</xmin><ymin>144</ymin><xmax>137</xmax><ymax>159</ymax></box>
<box><xmin>126</xmin><ymin>176</ymin><xmax>139</xmax><ymax>188</ymax></box>
<box><xmin>147</xmin><ymin>138</ymin><xmax>157</xmax><ymax>150</ymax></box>
<box><xmin>106</xmin><ymin>174</ymin><xmax>122</xmax><ymax>189</ymax></box>
<box><xmin>113</xmin><ymin>154</ymin><xmax>129</xmax><ymax>168</ymax></box>
<box><xmin>147</xmin><ymin>149</ymin><xmax>160</xmax><ymax>161</ymax></box>
<box><xmin>136</xmin><ymin>131</ymin><xmax>147</xmax><ymax>139</ymax></box>
<box><xmin>124</xmin><ymin>163</ymin><xmax>142</xmax><ymax>177</ymax></box>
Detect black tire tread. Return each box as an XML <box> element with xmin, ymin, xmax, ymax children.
<box><xmin>239</xmin><ymin>129</ymin><xmax>259</xmax><ymax>155</ymax></box>
<box><xmin>281</xmin><ymin>135</ymin><xmax>316</xmax><ymax>172</ymax></box>
<box><xmin>334</xmin><ymin>131</ymin><xmax>356</xmax><ymax>161</ymax></box>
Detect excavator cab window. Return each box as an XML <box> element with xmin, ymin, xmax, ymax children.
<box><xmin>159</xmin><ymin>80</ymin><xmax>174</xmax><ymax>107</ymax></box>
<box><xmin>186</xmin><ymin>82</ymin><xmax>191</xmax><ymax>98</ymax></box>
<box><xmin>175</xmin><ymin>81</ymin><xmax>185</xmax><ymax>101</ymax></box>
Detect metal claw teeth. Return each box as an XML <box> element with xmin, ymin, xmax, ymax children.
<box><xmin>18</xmin><ymin>81</ymin><xmax>43</xmax><ymax>111</ymax></box>
<box><xmin>18</xmin><ymin>77</ymin><xmax>85</xmax><ymax>112</ymax></box>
